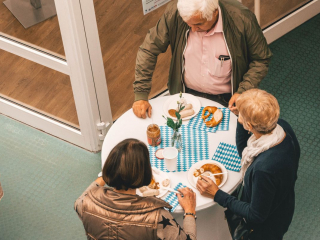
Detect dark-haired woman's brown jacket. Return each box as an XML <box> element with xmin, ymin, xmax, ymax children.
<box><xmin>75</xmin><ymin>183</ymin><xmax>197</xmax><ymax>240</ymax></box>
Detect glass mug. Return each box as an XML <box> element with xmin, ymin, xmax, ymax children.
<box><xmin>147</xmin><ymin>124</ymin><xmax>161</xmax><ymax>147</ymax></box>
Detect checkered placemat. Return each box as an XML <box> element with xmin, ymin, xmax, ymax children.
<box><xmin>148</xmin><ymin>125</ymin><xmax>209</xmax><ymax>172</ymax></box>
<box><xmin>212</xmin><ymin>142</ymin><xmax>242</xmax><ymax>172</ymax></box>
<box><xmin>187</xmin><ymin>107</ymin><xmax>230</xmax><ymax>133</ymax></box>
<box><xmin>163</xmin><ymin>183</ymin><xmax>186</xmax><ymax>212</ymax></box>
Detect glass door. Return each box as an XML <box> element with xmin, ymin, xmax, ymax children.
<box><xmin>0</xmin><ymin>0</ymin><xmax>113</xmax><ymax>151</ymax></box>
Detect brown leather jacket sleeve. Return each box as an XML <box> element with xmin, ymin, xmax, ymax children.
<box><xmin>134</xmin><ymin>4</ymin><xmax>172</xmax><ymax>101</ymax></box>
<box><xmin>237</xmin><ymin>11</ymin><xmax>272</xmax><ymax>93</ymax></box>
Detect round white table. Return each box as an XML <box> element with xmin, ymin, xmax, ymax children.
<box><xmin>101</xmin><ymin>96</ymin><xmax>241</xmax><ymax>240</ymax></box>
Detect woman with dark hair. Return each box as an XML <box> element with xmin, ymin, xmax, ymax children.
<box><xmin>196</xmin><ymin>89</ymin><xmax>300</xmax><ymax>240</ymax></box>
<box><xmin>75</xmin><ymin>138</ymin><xmax>197</xmax><ymax>240</ymax></box>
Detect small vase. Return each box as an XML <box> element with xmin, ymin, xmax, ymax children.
<box><xmin>171</xmin><ymin>130</ymin><xmax>182</xmax><ymax>151</ymax></box>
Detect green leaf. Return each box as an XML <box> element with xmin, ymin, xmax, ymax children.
<box><xmin>175</xmin><ymin>111</ymin><xmax>181</xmax><ymax>119</ymax></box>
<box><xmin>176</xmin><ymin>119</ymin><xmax>181</xmax><ymax>129</ymax></box>
<box><xmin>167</xmin><ymin>117</ymin><xmax>174</xmax><ymax>124</ymax></box>
<box><xmin>167</xmin><ymin>118</ymin><xmax>175</xmax><ymax>129</ymax></box>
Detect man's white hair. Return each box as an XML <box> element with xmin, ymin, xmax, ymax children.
<box><xmin>177</xmin><ymin>0</ymin><xmax>219</xmax><ymax>21</ymax></box>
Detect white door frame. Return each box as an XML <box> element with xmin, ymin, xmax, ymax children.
<box><xmin>54</xmin><ymin>0</ymin><xmax>113</xmax><ymax>151</ymax></box>
<box><xmin>0</xmin><ymin>34</ymin><xmax>69</xmax><ymax>75</ymax></box>
<box><xmin>263</xmin><ymin>0</ymin><xmax>320</xmax><ymax>44</ymax></box>
<box><xmin>0</xmin><ymin>0</ymin><xmax>112</xmax><ymax>151</ymax></box>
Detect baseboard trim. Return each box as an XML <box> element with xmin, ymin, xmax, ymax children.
<box><xmin>0</xmin><ymin>97</ymin><xmax>85</xmax><ymax>149</ymax></box>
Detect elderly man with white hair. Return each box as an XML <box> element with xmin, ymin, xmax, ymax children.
<box><xmin>133</xmin><ymin>0</ymin><xmax>272</xmax><ymax>118</ymax></box>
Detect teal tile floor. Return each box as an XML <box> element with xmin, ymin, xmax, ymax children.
<box><xmin>0</xmin><ymin>115</ymin><xmax>101</xmax><ymax>239</ymax></box>
<box><xmin>260</xmin><ymin>13</ymin><xmax>320</xmax><ymax>240</ymax></box>
<box><xmin>0</xmin><ymin>13</ymin><xmax>320</xmax><ymax>240</ymax></box>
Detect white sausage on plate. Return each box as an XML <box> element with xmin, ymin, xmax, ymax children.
<box><xmin>180</xmin><ymin>109</ymin><xmax>195</xmax><ymax>118</ymax></box>
<box><xmin>176</xmin><ymin>103</ymin><xmax>193</xmax><ymax>111</ymax></box>
<box><xmin>183</xmin><ymin>104</ymin><xmax>193</xmax><ymax>110</ymax></box>
<box><xmin>177</xmin><ymin>97</ymin><xmax>186</xmax><ymax>105</ymax></box>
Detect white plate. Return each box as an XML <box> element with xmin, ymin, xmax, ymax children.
<box><xmin>136</xmin><ymin>167</ymin><xmax>170</xmax><ymax>198</ymax></box>
<box><xmin>187</xmin><ymin>160</ymin><xmax>228</xmax><ymax>188</ymax></box>
<box><xmin>163</xmin><ymin>93</ymin><xmax>201</xmax><ymax>120</ymax></box>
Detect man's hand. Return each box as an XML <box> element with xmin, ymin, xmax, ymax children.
<box><xmin>132</xmin><ymin>100</ymin><xmax>152</xmax><ymax>119</ymax></box>
<box><xmin>196</xmin><ymin>176</ymin><xmax>219</xmax><ymax>199</ymax></box>
<box><xmin>228</xmin><ymin>93</ymin><xmax>241</xmax><ymax>115</ymax></box>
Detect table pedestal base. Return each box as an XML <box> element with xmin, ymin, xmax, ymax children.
<box><xmin>173</xmin><ymin>204</ymin><xmax>232</xmax><ymax>240</ymax></box>
<box><xmin>4</xmin><ymin>0</ymin><xmax>56</xmax><ymax>29</ymax></box>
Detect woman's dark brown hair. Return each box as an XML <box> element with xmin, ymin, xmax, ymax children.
<box><xmin>102</xmin><ymin>138</ymin><xmax>152</xmax><ymax>190</ymax></box>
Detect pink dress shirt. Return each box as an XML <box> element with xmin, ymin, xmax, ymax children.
<box><xmin>184</xmin><ymin>7</ymin><xmax>232</xmax><ymax>95</ymax></box>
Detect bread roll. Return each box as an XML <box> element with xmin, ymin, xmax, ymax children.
<box><xmin>162</xmin><ymin>179</ymin><xmax>170</xmax><ymax>187</ymax></box>
<box><xmin>138</xmin><ymin>186</ymin><xmax>148</xmax><ymax>193</ymax></box>
<box><xmin>142</xmin><ymin>189</ymin><xmax>160</xmax><ymax>196</ymax></box>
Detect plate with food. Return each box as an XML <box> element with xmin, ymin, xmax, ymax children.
<box><xmin>136</xmin><ymin>167</ymin><xmax>171</xmax><ymax>198</ymax></box>
<box><xmin>163</xmin><ymin>93</ymin><xmax>201</xmax><ymax>120</ymax></box>
<box><xmin>187</xmin><ymin>160</ymin><xmax>228</xmax><ymax>188</ymax></box>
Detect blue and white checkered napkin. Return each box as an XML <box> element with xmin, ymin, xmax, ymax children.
<box><xmin>187</xmin><ymin>107</ymin><xmax>230</xmax><ymax>133</ymax></box>
<box><xmin>163</xmin><ymin>183</ymin><xmax>186</xmax><ymax>212</ymax></box>
<box><xmin>148</xmin><ymin>125</ymin><xmax>209</xmax><ymax>172</ymax></box>
<box><xmin>212</xmin><ymin>142</ymin><xmax>242</xmax><ymax>172</ymax></box>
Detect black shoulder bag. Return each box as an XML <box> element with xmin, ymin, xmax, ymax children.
<box><xmin>224</xmin><ymin>184</ymin><xmax>254</xmax><ymax>240</ymax></box>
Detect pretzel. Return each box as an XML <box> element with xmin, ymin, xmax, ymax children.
<box><xmin>201</xmin><ymin>106</ymin><xmax>223</xmax><ymax>127</ymax></box>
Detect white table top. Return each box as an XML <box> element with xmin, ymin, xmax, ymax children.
<box><xmin>101</xmin><ymin>96</ymin><xmax>242</xmax><ymax>213</ymax></box>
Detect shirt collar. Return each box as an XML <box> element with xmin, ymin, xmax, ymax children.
<box><xmin>206</xmin><ymin>6</ymin><xmax>223</xmax><ymax>36</ymax></box>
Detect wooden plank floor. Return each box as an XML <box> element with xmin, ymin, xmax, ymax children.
<box><xmin>0</xmin><ymin>0</ymin><xmax>308</xmax><ymax>128</ymax></box>
<box><xmin>0</xmin><ymin>0</ymin><xmax>170</xmax><ymax>127</ymax></box>
<box><xmin>0</xmin><ymin>49</ymin><xmax>78</xmax><ymax>127</ymax></box>
<box><xmin>94</xmin><ymin>0</ymin><xmax>171</xmax><ymax>121</ymax></box>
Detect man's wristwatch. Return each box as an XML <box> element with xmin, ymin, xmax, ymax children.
<box><xmin>183</xmin><ymin>212</ymin><xmax>197</xmax><ymax>220</ymax></box>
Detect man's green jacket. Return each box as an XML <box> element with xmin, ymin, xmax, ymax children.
<box><xmin>134</xmin><ymin>0</ymin><xmax>272</xmax><ymax>101</ymax></box>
